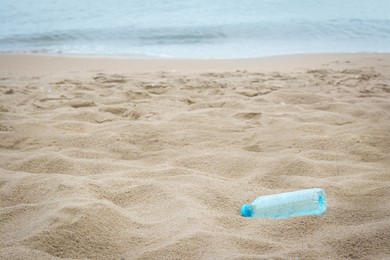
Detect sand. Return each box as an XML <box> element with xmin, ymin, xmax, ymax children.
<box><xmin>0</xmin><ymin>53</ymin><xmax>389</xmax><ymax>259</ymax></box>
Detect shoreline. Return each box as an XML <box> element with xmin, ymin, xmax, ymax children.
<box><xmin>1</xmin><ymin>52</ymin><xmax>390</xmax><ymax>74</ymax></box>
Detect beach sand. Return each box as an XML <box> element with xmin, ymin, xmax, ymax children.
<box><xmin>1</xmin><ymin>54</ymin><xmax>389</xmax><ymax>259</ymax></box>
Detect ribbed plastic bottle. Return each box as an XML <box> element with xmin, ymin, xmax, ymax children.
<box><xmin>241</xmin><ymin>188</ymin><xmax>327</xmax><ymax>219</ymax></box>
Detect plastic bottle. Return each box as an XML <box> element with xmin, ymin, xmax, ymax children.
<box><xmin>241</xmin><ymin>188</ymin><xmax>327</xmax><ymax>219</ymax></box>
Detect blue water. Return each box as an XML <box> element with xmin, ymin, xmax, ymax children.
<box><xmin>1</xmin><ymin>0</ymin><xmax>389</xmax><ymax>58</ymax></box>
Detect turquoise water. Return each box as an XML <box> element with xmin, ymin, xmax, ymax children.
<box><xmin>1</xmin><ymin>0</ymin><xmax>389</xmax><ymax>58</ymax></box>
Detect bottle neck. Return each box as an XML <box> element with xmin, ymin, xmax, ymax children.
<box><xmin>241</xmin><ymin>204</ymin><xmax>253</xmax><ymax>217</ymax></box>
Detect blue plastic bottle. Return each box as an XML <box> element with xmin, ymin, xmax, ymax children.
<box><xmin>241</xmin><ymin>188</ymin><xmax>327</xmax><ymax>219</ymax></box>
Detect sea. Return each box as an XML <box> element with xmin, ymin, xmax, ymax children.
<box><xmin>1</xmin><ymin>0</ymin><xmax>390</xmax><ymax>58</ymax></box>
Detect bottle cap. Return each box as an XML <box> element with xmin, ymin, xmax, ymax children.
<box><xmin>240</xmin><ymin>204</ymin><xmax>253</xmax><ymax>217</ymax></box>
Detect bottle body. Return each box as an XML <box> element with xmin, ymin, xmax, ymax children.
<box><xmin>241</xmin><ymin>188</ymin><xmax>327</xmax><ymax>219</ymax></box>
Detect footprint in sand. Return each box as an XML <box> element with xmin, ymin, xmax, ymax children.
<box><xmin>125</xmin><ymin>90</ymin><xmax>151</xmax><ymax>100</ymax></box>
<box><xmin>234</xmin><ymin>112</ymin><xmax>262</xmax><ymax>120</ymax></box>
<box><xmin>143</xmin><ymin>83</ymin><xmax>170</xmax><ymax>95</ymax></box>
<box><xmin>67</xmin><ymin>99</ymin><xmax>96</xmax><ymax>108</ymax></box>
<box><xmin>93</xmin><ymin>73</ymin><xmax>128</xmax><ymax>84</ymax></box>
<box><xmin>237</xmin><ymin>89</ymin><xmax>273</xmax><ymax>97</ymax></box>
<box><xmin>4</xmin><ymin>89</ymin><xmax>14</xmax><ymax>94</ymax></box>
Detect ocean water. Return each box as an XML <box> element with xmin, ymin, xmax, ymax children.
<box><xmin>1</xmin><ymin>0</ymin><xmax>390</xmax><ymax>58</ymax></box>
